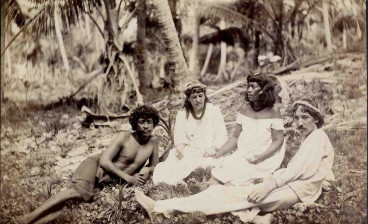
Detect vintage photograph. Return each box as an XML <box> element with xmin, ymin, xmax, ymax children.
<box><xmin>1</xmin><ymin>0</ymin><xmax>366</xmax><ymax>223</ymax></box>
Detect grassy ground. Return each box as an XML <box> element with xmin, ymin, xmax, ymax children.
<box><xmin>1</xmin><ymin>53</ymin><xmax>366</xmax><ymax>223</ymax></box>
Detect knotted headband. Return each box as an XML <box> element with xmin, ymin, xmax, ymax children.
<box><xmin>184</xmin><ymin>81</ymin><xmax>207</xmax><ymax>96</ymax></box>
<box><xmin>292</xmin><ymin>100</ymin><xmax>322</xmax><ymax>116</ymax></box>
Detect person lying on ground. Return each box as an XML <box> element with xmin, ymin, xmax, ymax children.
<box><xmin>210</xmin><ymin>73</ymin><xmax>285</xmax><ymax>186</ymax></box>
<box><xmin>18</xmin><ymin>105</ymin><xmax>160</xmax><ymax>224</ymax></box>
<box><xmin>136</xmin><ymin>98</ymin><xmax>335</xmax><ymax>224</ymax></box>
<box><xmin>152</xmin><ymin>81</ymin><xmax>228</xmax><ymax>185</ymax></box>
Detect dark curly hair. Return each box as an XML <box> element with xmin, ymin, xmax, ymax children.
<box><xmin>244</xmin><ymin>73</ymin><xmax>277</xmax><ymax>110</ymax></box>
<box><xmin>183</xmin><ymin>87</ymin><xmax>210</xmax><ymax>118</ymax></box>
<box><xmin>129</xmin><ymin>105</ymin><xmax>160</xmax><ymax>130</ymax></box>
<box><xmin>292</xmin><ymin>98</ymin><xmax>324</xmax><ymax>128</ymax></box>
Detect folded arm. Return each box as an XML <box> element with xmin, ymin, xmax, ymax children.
<box><xmin>213</xmin><ymin>124</ymin><xmax>241</xmax><ymax>158</ymax></box>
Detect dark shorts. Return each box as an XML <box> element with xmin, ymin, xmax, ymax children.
<box><xmin>71</xmin><ymin>154</ymin><xmax>123</xmax><ymax>201</ymax></box>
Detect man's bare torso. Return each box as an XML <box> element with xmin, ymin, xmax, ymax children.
<box><xmin>112</xmin><ymin>133</ymin><xmax>155</xmax><ymax>175</ymax></box>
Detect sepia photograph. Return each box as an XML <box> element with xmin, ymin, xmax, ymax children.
<box><xmin>1</xmin><ymin>0</ymin><xmax>367</xmax><ymax>223</ymax></box>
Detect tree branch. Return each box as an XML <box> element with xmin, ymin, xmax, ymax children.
<box><xmin>116</xmin><ymin>0</ymin><xmax>125</xmax><ymax>25</ymax></box>
<box><xmin>83</xmin><ymin>10</ymin><xmax>105</xmax><ymax>38</ymax></box>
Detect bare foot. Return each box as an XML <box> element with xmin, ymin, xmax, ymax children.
<box><xmin>33</xmin><ymin>211</ymin><xmax>63</xmax><ymax>224</ymax></box>
<box><xmin>187</xmin><ymin>178</ymin><xmax>202</xmax><ymax>194</ymax></box>
<box><xmin>253</xmin><ymin>213</ymin><xmax>273</xmax><ymax>224</ymax></box>
<box><xmin>17</xmin><ymin>214</ymin><xmax>33</xmax><ymax>224</ymax></box>
<box><xmin>135</xmin><ymin>189</ymin><xmax>156</xmax><ymax>221</ymax></box>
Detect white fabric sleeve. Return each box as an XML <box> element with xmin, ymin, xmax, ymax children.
<box><xmin>173</xmin><ymin>111</ymin><xmax>190</xmax><ymax>146</ymax></box>
<box><xmin>235</xmin><ymin>113</ymin><xmax>244</xmax><ymax>125</ymax></box>
<box><xmin>270</xmin><ymin>119</ymin><xmax>285</xmax><ymax>130</ymax></box>
<box><xmin>212</xmin><ymin>106</ymin><xmax>228</xmax><ymax>149</ymax></box>
<box><xmin>272</xmin><ymin>130</ymin><xmax>328</xmax><ymax>188</ymax></box>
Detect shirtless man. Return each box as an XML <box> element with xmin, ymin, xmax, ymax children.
<box><xmin>18</xmin><ymin>105</ymin><xmax>160</xmax><ymax>224</ymax></box>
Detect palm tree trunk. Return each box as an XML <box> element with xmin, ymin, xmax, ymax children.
<box><xmin>152</xmin><ymin>0</ymin><xmax>189</xmax><ymax>91</ymax></box>
<box><xmin>5</xmin><ymin>26</ymin><xmax>12</xmax><ymax>79</ymax></box>
<box><xmin>85</xmin><ymin>14</ymin><xmax>92</xmax><ymax>41</ymax></box>
<box><xmin>254</xmin><ymin>30</ymin><xmax>261</xmax><ymax>68</ymax></box>
<box><xmin>1</xmin><ymin>14</ymin><xmax>6</xmax><ymax>102</ymax></box>
<box><xmin>200</xmin><ymin>43</ymin><xmax>213</xmax><ymax>77</ymax></box>
<box><xmin>136</xmin><ymin>0</ymin><xmax>150</xmax><ymax>94</ymax></box>
<box><xmin>322</xmin><ymin>1</ymin><xmax>332</xmax><ymax>51</ymax></box>
<box><xmin>217</xmin><ymin>20</ymin><xmax>227</xmax><ymax>80</ymax></box>
<box><xmin>120</xmin><ymin>55</ymin><xmax>144</xmax><ymax>105</ymax></box>
<box><xmin>188</xmin><ymin>0</ymin><xmax>200</xmax><ymax>80</ymax></box>
<box><xmin>342</xmin><ymin>23</ymin><xmax>347</xmax><ymax>49</ymax></box>
<box><xmin>355</xmin><ymin>18</ymin><xmax>362</xmax><ymax>39</ymax></box>
<box><xmin>54</xmin><ymin>6</ymin><xmax>70</xmax><ymax>71</ymax></box>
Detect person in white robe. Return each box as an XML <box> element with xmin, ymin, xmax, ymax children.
<box><xmin>152</xmin><ymin>82</ymin><xmax>228</xmax><ymax>185</ymax></box>
<box><xmin>211</xmin><ymin>73</ymin><xmax>285</xmax><ymax>186</ymax></box>
<box><xmin>136</xmin><ymin>98</ymin><xmax>335</xmax><ymax>224</ymax></box>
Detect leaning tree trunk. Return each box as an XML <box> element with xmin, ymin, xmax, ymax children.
<box><xmin>152</xmin><ymin>0</ymin><xmax>189</xmax><ymax>92</ymax></box>
<box><xmin>54</xmin><ymin>6</ymin><xmax>70</xmax><ymax>71</ymax></box>
<box><xmin>188</xmin><ymin>0</ymin><xmax>200</xmax><ymax>80</ymax></box>
<box><xmin>136</xmin><ymin>0</ymin><xmax>150</xmax><ymax>94</ymax></box>
<box><xmin>322</xmin><ymin>1</ymin><xmax>332</xmax><ymax>51</ymax></box>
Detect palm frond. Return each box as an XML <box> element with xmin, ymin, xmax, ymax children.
<box><xmin>332</xmin><ymin>14</ymin><xmax>366</xmax><ymax>33</ymax></box>
<box><xmin>1</xmin><ymin>0</ymin><xmax>103</xmax><ymax>56</ymax></box>
<box><xmin>2</xmin><ymin>0</ymin><xmax>27</xmax><ymax>27</ymax></box>
<box><xmin>197</xmin><ymin>0</ymin><xmax>275</xmax><ymax>40</ymax></box>
<box><xmin>22</xmin><ymin>0</ymin><xmax>103</xmax><ymax>36</ymax></box>
<box><xmin>199</xmin><ymin>26</ymin><xmax>249</xmax><ymax>50</ymax></box>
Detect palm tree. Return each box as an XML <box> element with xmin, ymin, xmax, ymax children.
<box><xmin>152</xmin><ymin>0</ymin><xmax>189</xmax><ymax>92</ymax></box>
<box><xmin>1</xmin><ymin>0</ymin><xmax>26</xmax><ymax>102</ymax></box>
<box><xmin>322</xmin><ymin>0</ymin><xmax>333</xmax><ymax>50</ymax></box>
<box><xmin>2</xmin><ymin>0</ymin><xmax>148</xmax><ymax>110</ymax></box>
<box><xmin>136</xmin><ymin>0</ymin><xmax>149</xmax><ymax>94</ymax></box>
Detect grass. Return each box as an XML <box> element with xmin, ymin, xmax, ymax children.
<box><xmin>1</xmin><ymin>53</ymin><xmax>366</xmax><ymax>223</ymax></box>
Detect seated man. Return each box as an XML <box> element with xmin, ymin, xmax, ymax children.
<box><xmin>136</xmin><ymin>98</ymin><xmax>335</xmax><ymax>224</ymax></box>
<box><xmin>19</xmin><ymin>105</ymin><xmax>160</xmax><ymax>224</ymax></box>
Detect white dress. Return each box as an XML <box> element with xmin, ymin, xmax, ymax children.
<box><xmin>211</xmin><ymin>112</ymin><xmax>286</xmax><ymax>186</ymax></box>
<box><xmin>152</xmin><ymin>103</ymin><xmax>228</xmax><ymax>185</ymax></box>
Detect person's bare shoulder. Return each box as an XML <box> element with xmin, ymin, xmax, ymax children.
<box><xmin>238</xmin><ymin>103</ymin><xmax>253</xmax><ymax>116</ymax></box>
<box><xmin>115</xmin><ymin>131</ymin><xmax>131</xmax><ymax>145</ymax></box>
<box><xmin>268</xmin><ymin>106</ymin><xmax>282</xmax><ymax>119</ymax></box>
<box><xmin>148</xmin><ymin>135</ymin><xmax>158</xmax><ymax>146</ymax></box>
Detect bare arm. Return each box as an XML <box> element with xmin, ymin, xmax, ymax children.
<box><xmin>140</xmin><ymin>138</ymin><xmax>159</xmax><ymax>174</ymax></box>
<box><xmin>251</xmin><ymin>129</ymin><xmax>284</xmax><ymax>164</ymax></box>
<box><xmin>213</xmin><ymin>124</ymin><xmax>242</xmax><ymax>158</ymax></box>
<box><xmin>99</xmin><ymin>133</ymin><xmax>133</xmax><ymax>183</ymax></box>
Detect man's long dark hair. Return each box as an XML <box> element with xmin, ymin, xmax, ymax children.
<box><xmin>244</xmin><ymin>73</ymin><xmax>277</xmax><ymax>110</ymax></box>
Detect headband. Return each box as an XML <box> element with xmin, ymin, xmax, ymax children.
<box><xmin>292</xmin><ymin>100</ymin><xmax>322</xmax><ymax>116</ymax></box>
<box><xmin>184</xmin><ymin>82</ymin><xmax>207</xmax><ymax>95</ymax></box>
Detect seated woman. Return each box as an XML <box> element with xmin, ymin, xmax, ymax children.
<box><xmin>152</xmin><ymin>82</ymin><xmax>228</xmax><ymax>185</ymax></box>
<box><xmin>211</xmin><ymin>73</ymin><xmax>285</xmax><ymax>186</ymax></box>
<box><xmin>136</xmin><ymin>98</ymin><xmax>335</xmax><ymax>224</ymax></box>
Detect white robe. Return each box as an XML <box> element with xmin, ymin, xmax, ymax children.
<box><xmin>152</xmin><ymin>103</ymin><xmax>228</xmax><ymax>185</ymax></box>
